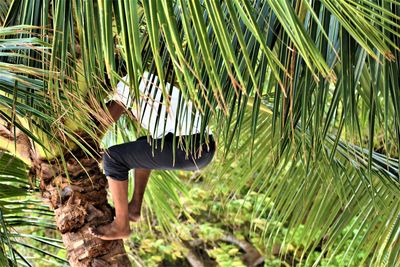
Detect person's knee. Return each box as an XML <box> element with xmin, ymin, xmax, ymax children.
<box><xmin>102</xmin><ymin>146</ymin><xmax>129</xmax><ymax>181</ymax></box>
<box><xmin>102</xmin><ymin>147</ymin><xmax>115</xmax><ymax>170</ymax></box>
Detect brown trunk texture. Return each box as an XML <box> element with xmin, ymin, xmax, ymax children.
<box><xmin>34</xmin><ymin>140</ymin><xmax>131</xmax><ymax>266</ymax></box>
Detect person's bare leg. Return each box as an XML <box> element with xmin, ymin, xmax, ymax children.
<box><xmin>128</xmin><ymin>169</ymin><xmax>151</xmax><ymax>221</ymax></box>
<box><xmin>89</xmin><ymin>177</ymin><xmax>131</xmax><ymax>240</ymax></box>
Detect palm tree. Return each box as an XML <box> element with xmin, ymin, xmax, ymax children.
<box><xmin>1</xmin><ymin>0</ymin><xmax>399</xmax><ymax>266</ymax></box>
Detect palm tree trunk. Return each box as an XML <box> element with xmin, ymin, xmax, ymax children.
<box><xmin>1</xmin><ymin>102</ymin><xmax>131</xmax><ymax>266</ymax></box>
<box><xmin>33</xmin><ymin>134</ymin><xmax>131</xmax><ymax>266</ymax></box>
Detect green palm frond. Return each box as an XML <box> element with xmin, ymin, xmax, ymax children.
<box><xmin>1</xmin><ymin>0</ymin><xmax>399</xmax><ymax>167</ymax></box>
<box><xmin>0</xmin><ymin>1</ymin><xmax>399</xmax><ymax>265</ymax></box>
<box><xmin>0</xmin><ymin>0</ymin><xmax>12</xmax><ymax>26</ymax></box>
<box><xmin>207</xmin><ymin>103</ymin><xmax>399</xmax><ymax>266</ymax></box>
<box><xmin>0</xmin><ymin>26</ymin><xmax>110</xmax><ymax>161</ymax></box>
<box><xmin>0</xmin><ymin>152</ymin><xmax>67</xmax><ymax>266</ymax></box>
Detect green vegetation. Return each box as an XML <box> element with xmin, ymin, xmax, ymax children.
<box><xmin>5</xmin><ymin>165</ymin><xmax>378</xmax><ymax>266</ymax></box>
<box><xmin>1</xmin><ymin>0</ymin><xmax>399</xmax><ymax>266</ymax></box>
<box><xmin>4</xmin><ymin>112</ymin><xmax>398</xmax><ymax>265</ymax></box>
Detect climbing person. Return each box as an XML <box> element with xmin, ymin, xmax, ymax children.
<box><xmin>89</xmin><ymin>71</ymin><xmax>215</xmax><ymax>240</ymax></box>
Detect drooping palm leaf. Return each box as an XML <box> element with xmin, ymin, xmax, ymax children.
<box><xmin>0</xmin><ymin>0</ymin><xmax>399</xmax><ymax>265</ymax></box>
<box><xmin>0</xmin><ymin>152</ymin><xmax>67</xmax><ymax>266</ymax></box>
<box><xmin>207</xmin><ymin>104</ymin><xmax>399</xmax><ymax>266</ymax></box>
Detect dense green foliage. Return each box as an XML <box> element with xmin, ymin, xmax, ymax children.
<box><xmin>129</xmin><ymin>183</ymin><xmax>372</xmax><ymax>266</ymax></box>
<box><xmin>1</xmin><ymin>0</ymin><xmax>399</xmax><ymax>266</ymax></box>
<box><xmin>3</xmin><ymin>161</ymin><xmax>378</xmax><ymax>266</ymax></box>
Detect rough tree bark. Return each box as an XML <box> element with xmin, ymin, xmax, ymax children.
<box><xmin>1</xmin><ymin>117</ymin><xmax>132</xmax><ymax>266</ymax></box>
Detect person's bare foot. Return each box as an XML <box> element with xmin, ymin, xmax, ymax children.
<box><xmin>89</xmin><ymin>221</ymin><xmax>131</xmax><ymax>240</ymax></box>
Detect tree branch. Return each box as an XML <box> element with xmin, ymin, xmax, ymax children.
<box><xmin>182</xmin><ymin>241</ymin><xmax>206</xmax><ymax>267</ymax></box>
<box><xmin>220</xmin><ymin>234</ymin><xmax>264</xmax><ymax>267</ymax></box>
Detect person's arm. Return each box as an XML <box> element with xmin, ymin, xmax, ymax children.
<box><xmin>105</xmin><ymin>75</ymin><xmax>133</xmax><ymax>123</ymax></box>
<box><xmin>106</xmin><ymin>100</ymin><xmax>126</xmax><ymax>123</ymax></box>
<box><xmin>96</xmin><ymin>99</ymin><xmax>136</xmax><ymax>136</ymax></box>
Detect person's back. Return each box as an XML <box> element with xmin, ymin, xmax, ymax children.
<box><xmin>116</xmin><ymin>71</ymin><xmax>207</xmax><ymax>139</ymax></box>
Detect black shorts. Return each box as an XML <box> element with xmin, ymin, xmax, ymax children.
<box><xmin>102</xmin><ymin>133</ymin><xmax>216</xmax><ymax>181</ymax></box>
